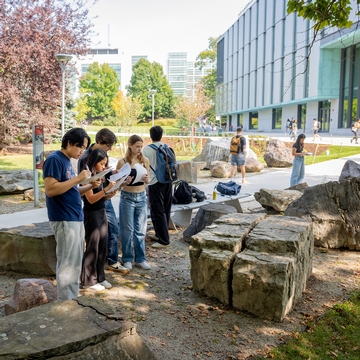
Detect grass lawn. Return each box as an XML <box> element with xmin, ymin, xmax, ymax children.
<box><xmin>257</xmin><ymin>290</ymin><xmax>360</xmax><ymax>360</ymax></box>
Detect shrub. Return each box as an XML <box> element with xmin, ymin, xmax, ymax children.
<box><xmin>92</xmin><ymin>120</ymin><xmax>104</xmax><ymax>126</ymax></box>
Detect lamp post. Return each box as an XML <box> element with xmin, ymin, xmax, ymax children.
<box><xmin>55</xmin><ymin>54</ymin><xmax>73</xmax><ymax>138</ymax></box>
<box><xmin>150</xmin><ymin>89</ymin><xmax>157</xmax><ymax>127</ymax></box>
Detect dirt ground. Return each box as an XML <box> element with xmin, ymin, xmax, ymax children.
<box><xmin>0</xmin><ymin>194</ymin><xmax>360</xmax><ymax>360</ymax></box>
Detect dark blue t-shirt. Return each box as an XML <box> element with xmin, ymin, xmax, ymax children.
<box><xmin>43</xmin><ymin>150</ymin><xmax>83</xmax><ymax>222</ymax></box>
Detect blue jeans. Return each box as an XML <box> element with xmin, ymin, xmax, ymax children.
<box><xmin>290</xmin><ymin>156</ymin><xmax>305</xmax><ymax>186</ymax></box>
<box><xmin>105</xmin><ymin>199</ymin><xmax>119</xmax><ymax>266</ymax></box>
<box><xmin>119</xmin><ymin>190</ymin><xmax>147</xmax><ymax>263</ymax></box>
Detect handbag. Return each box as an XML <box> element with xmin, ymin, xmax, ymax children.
<box><xmin>216</xmin><ymin>181</ymin><xmax>241</xmax><ymax>196</ymax></box>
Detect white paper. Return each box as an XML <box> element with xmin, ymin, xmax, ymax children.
<box><xmin>79</xmin><ymin>168</ymin><xmax>112</xmax><ymax>185</ymax></box>
<box><xmin>133</xmin><ymin>163</ymin><xmax>147</xmax><ymax>183</ymax></box>
<box><xmin>109</xmin><ymin>163</ymin><xmax>131</xmax><ymax>182</ymax></box>
<box><xmin>106</xmin><ymin>175</ymin><xmax>128</xmax><ymax>193</ymax></box>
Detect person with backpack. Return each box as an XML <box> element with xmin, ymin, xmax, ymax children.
<box><xmin>116</xmin><ymin>135</ymin><xmax>151</xmax><ymax>270</ymax></box>
<box><xmin>142</xmin><ymin>126</ymin><xmax>175</xmax><ymax>249</ymax></box>
<box><xmin>350</xmin><ymin>118</ymin><xmax>360</xmax><ymax>144</ymax></box>
<box><xmin>311</xmin><ymin>118</ymin><xmax>322</xmax><ymax>141</ymax></box>
<box><xmin>230</xmin><ymin>126</ymin><xmax>248</xmax><ymax>183</ymax></box>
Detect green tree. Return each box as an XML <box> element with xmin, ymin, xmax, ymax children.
<box><xmin>126</xmin><ymin>59</ymin><xmax>174</xmax><ymax>119</ymax></box>
<box><xmin>287</xmin><ymin>0</ymin><xmax>359</xmax><ymax>33</ymax></box>
<box><xmin>79</xmin><ymin>62</ymin><xmax>120</xmax><ymax>120</ymax></box>
<box><xmin>112</xmin><ymin>91</ymin><xmax>142</xmax><ymax>133</ymax></box>
<box><xmin>74</xmin><ymin>97</ymin><xmax>90</xmax><ymax>125</ymax></box>
<box><xmin>195</xmin><ymin>36</ymin><xmax>221</xmax><ymax>124</ymax></box>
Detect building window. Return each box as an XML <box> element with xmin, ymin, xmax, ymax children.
<box><xmin>297</xmin><ymin>104</ymin><xmax>306</xmax><ymax>131</ymax></box>
<box><xmin>217</xmin><ymin>38</ymin><xmax>224</xmax><ymax>84</ymax></box>
<box><xmin>272</xmin><ymin>108</ymin><xmax>282</xmax><ymax>129</ymax></box>
<box><xmin>249</xmin><ymin>111</ymin><xmax>258</xmax><ymax>130</ymax></box>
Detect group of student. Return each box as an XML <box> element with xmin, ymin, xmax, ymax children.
<box><xmin>43</xmin><ymin>126</ymin><xmax>171</xmax><ymax>301</ymax></box>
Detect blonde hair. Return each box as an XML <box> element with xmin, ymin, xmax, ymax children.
<box><xmin>125</xmin><ymin>135</ymin><xmax>144</xmax><ymax>165</ymax></box>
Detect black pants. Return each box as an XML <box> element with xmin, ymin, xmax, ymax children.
<box><xmin>81</xmin><ymin>209</ymin><xmax>108</xmax><ymax>286</ymax></box>
<box><xmin>148</xmin><ymin>182</ymin><xmax>172</xmax><ymax>245</ymax></box>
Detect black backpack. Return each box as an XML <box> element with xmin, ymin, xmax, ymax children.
<box><xmin>172</xmin><ymin>180</ymin><xmax>193</xmax><ymax>204</ymax></box>
<box><xmin>190</xmin><ymin>185</ymin><xmax>206</xmax><ymax>202</ymax></box>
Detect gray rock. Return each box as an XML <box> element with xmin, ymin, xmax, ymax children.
<box><xmin>0</xmin><ymin>297</ymin><xmax>157</xmax><ymax>359</ymax></box>
<box><xmin>339</xmin><ymin>159</ymin><xmax>360</xmax><ymax>181</ymax></box>
<box><xmin>177</xmin><ymin>160</ymin><xmax>199</xmax><ymax>183</ymax></box>
<box><xmin>0</xmin><ymin>170</ymin><xmax>33</xmax><ymax>195</ymax></box>
<box><xmin>285</xmin><ymin>178</ymin><xmax>360</xmax><ymax>250</ymax></box>
<box><xmin>254</xmin><ymin>188</ymin><xmax>303</xmax><ymax>212</ymax></box>
<box><xmin>0</xmin><ymin>222</ymin><xmax>56</xmax><ymax>276</ymax></box>
<box><xmin>4</xmin><ymin>278</ymin><xmax>57</xmax><ymax>315</ymax></box>
<box><xmin>263</xmin><ymin>139</ymin><xmax>293</xmax><ymax>167</ymax></box>
<box><xmin>23</xmin><ymin>188</ymin><xmax>46</xmax><ymax>201</ymax></box>
<box><xmin>209</xmin><ymin>161</ymin><xmax>232</xmax><ymax>178</ymax></box>
<box><xmin>183</xmin><ymin>204</ymin><xmax>237</xmax><ymax>243</ymax></box>
<box><xmin>245</xmin><ymin>157</ymin><xmax>264</xmax><ymax>172</ymax></box>
<box><xmin>286</xmin><ymin>182</ymin><xmax>309</xmax><ymax>193</ymax></box>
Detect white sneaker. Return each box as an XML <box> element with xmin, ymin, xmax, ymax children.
<box><xmin>123</xmin><ymin>262</ymin><xmax>132</xmax><ymax>270</ymax></box>
<box><xmin>108</xmin><ymin>262</ymin><xmax>130</xmax><ymax>274</ymax></box>
<box><xmin>100</xmin><ymin>280</ymin><xmax>112</xmax><ymax>289</ymax></box>
<box><xmin>88</xmin><ymin>283</ymin><xmax>105</xmax><ymax>291</ymax></box>
<box><xmin>135</xmin><ymin>262</ymin><xmax>151</xmax><ymax>270</ymax></box>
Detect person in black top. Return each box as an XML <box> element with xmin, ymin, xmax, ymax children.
<box><xmin>81</xmin><ymin>149</ymin><xmax>117</xmax><ymax>291</ymax></box>
<box><xmin>290</xmin><ymin>133</ymin><xmax>306</xmax><ymax>186</ymax></box>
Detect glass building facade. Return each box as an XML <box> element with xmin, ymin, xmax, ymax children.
<box><xmin>217</xmin><ymin>0</ymin><xmax>360</xmax><ymax>135</ymax></box>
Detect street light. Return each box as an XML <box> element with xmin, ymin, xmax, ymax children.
<box><xmin>150</xmin><ymin>89</ymin><xmax>157</xmax><ymax>127</ymax></box>
<box><xmin>55</xmin><ymin>53</ymin><xmax>73</xmax><ymax>138</ymax></box>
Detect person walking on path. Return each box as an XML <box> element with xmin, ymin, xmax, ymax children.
<box><xmin>290</xmin><ymin>133</ymin><xmax>306</xmax><ymax>186</ymax></box>
<box><xmin>290</xmin><ymin>119</ymin><xmax>298</xmax><ymax>141</ymax></box>
<box><xmin>230</xmin><ymin>126</ymin><xmax>248</xmax><ymax>183</ymax></box>
<box><xmin>142</xmin><ymin>126</ymin><xmax>172</xmax><ymax>249</ymax></box>
<box><xmin>116</xmin><ymin>135</ymin><xmax>151</xmax><ymax>270</ymax></box>
<box><xmin>311</xmin><ymin>118</ymin><xmax>322</xmax><ymax>141</ymax></box>
<box><xmin>350</xmin><ymin>118</ymin><xmax>360</xmax><ymax>144</ymax></box>
<box><xmin>81</xmin><ymin>149</ymin><xmax>117</xmax><ymax>291</ymax></box>
<box><xmin>78</xmin><ymin>128</ymin><xmax>129</xmax><ymax>274</ymax></box>
<box><xmin>43</xmin><ymin>128</ymin><xmax>100</xmax><ymax>301</ymax></box>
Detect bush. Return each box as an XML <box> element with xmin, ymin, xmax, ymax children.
<box><xmin>92</xmin><ymin>120</ymin><xmax>104</xmax><ymax>126</ymax></box>
<box><xmin>103</xmin><ymin>117</ymin><xmax>117</xmax><ymax>126</ymax></box>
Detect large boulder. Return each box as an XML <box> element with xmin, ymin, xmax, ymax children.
<box><xmin>339</xmin><ymin>159</ymin><xmax>360</xmax><ymax>181</ymax></box>
<box><xmin>285</xmin><ymin>177</ymin><xmax>360</xmax><ymax>250</ymax></box>
<box><xmin>254</xmin><ymin>188</ymin><xmax>303</xmax><ymax>212</ymax></box>
<box><xmin>192</xmin><ymin>137</ymin><xmax>257</xmax><ymax>169</ymax></box>
<box><xmin>0</xmin><ymin>170</ymin><xmax>33</xmax><ymax>195</ymax></box>
<box><xmin>263</xmin><ymin>139</ymin><xmax>293</xmax><ymax>167</ymax></box>
<box><xmin>245</xmin><ymin>157</ymin><xmax>264</xmax><ymax>173</ymax></box>
<box><xmin>4</xmin><ymin>278</ymin><xmax>57</xmax><ymax>315</ymax></box>
<box><xmin>209</xmin><ymin>161</ymin><xmax>232</xmax><ymax>178</ymax></box>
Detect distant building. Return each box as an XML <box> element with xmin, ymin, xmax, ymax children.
<box><xmin>216</xmin><ymin>0</ymin><xmax>360</xmax><ymax>135</ymax></box>
<box><xmin>131</xmin><ymin>55</ymin><xmax>148</xmax><ymax>69</ymax></box>
<box><xmin>167</xmin><ymin>52</ymin><xmax>213</xmax><ymax>99</ymax></box>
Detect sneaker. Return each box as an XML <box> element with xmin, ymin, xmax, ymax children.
<box><xmin>147</xmin><ymin>234</ymin><xmax>159</xmax><ymax>241</ymax></box>
<box><xmin>108</xmin><ymin>262</ymin><xmax>130</xmax><ymax>274</ymax></box>
<box><xmin>135</xmin><ymin>262</ymin><xmax>151</xmax><ymax>270</ymax></box>
<box><xmin>100</xmin><ymin>280</ymin><xmax>112</xmax><ymax>289</ymax></box>
<box><xmin>151</xmin><ymin>242</ymin><xmax>170</xmax><ymax>249</ymax></box>
<box><xmin>87</xmin><ymin>283</ymin><xmax>105</xmax><ymax>291</ymax></box>
<box><xmin>123</xmin><ymin>261</ymin><xmax>132</xmax><ymax>270</ymax></box>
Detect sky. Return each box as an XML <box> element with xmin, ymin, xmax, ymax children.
<box><xmin>88</xmin><ymin>0</ymin><xmax>251</xmax><ymax>68</ymax></box>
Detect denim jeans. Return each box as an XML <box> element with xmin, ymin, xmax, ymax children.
<box><xmin>290</xmin><ymin>156</ymin><xmax>305</xmax><ymax>186</ymax></box>
<box><xmin>105</xmin><ymin>199</ymin><xmax>119</xmax><ymax>266</ymax></box>
<box><xmin>119</xmin><ymin>190</ymin><xmax>147</xmax><ymax>263</ymax></box>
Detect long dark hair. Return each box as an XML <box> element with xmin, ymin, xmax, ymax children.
<box><xmin>86</xmin><ymin>149</ymin><xmax>108</xmax><ymax>174</ymax></box>
<box><xmin>295</xmin><ymin>133</ymin><xmax>306</xmax><ymax>148</ymax></box>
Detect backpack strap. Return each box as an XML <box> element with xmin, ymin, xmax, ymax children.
<box><xmin>148</xmin><ymin>144</ymin><xmax>158</xmax><ymax>175</ymax></box>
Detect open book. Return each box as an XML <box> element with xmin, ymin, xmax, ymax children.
<box><xmin>79</xmin><ymin>168</ymin><xmax>112</xmax><ymax>185</ymax></box>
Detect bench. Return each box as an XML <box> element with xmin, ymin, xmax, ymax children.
<box><xmin>168</xmin><ymin>192</ymin><xmax>252</xmax><ymax>229</ymax></box>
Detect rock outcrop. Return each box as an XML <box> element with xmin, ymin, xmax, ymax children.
<box><xmin>4</xmin><ymin>278</ymin><xmax>57</xmax><ymax>315</ymax></box>
<box><xmin>285</xmin><ymin>177</ymin><xmax>360</xmax><ymax>250</ymax></box>
<box><xmin>254</xmin><ymin>188</ymin><xmax>303</xmax><ymax>212</ymax></box>
<box><xmin>189</xmin><ymin>213</ymin><xmax>313</xmax><ymax>321</ymax></box>
<box><xmin>0</xmin><ymin>222</ymin><xmax>56</xmax><ymax>276</ymax></box>
<box><xmin>339</xmin><ymin>159</ymin><xmax>360</xmax><ymax>181</ymax></box>
<box><xmin>209</xmin><ymin>161</ymin><xmax>232</xmax><ymax>178</ymax></box>
<box><xmin>263</xmin><ymin>139</ymin><xmax>293</xmax><ymax>167</ymax></box>
<box><xmin>0</xmin><ymin>170</ymin><xmax>33</xmax><ymax>195</ymax></box>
